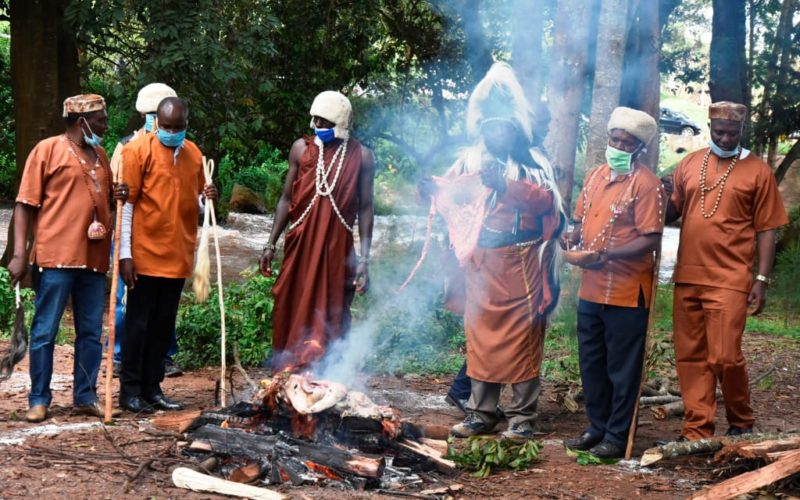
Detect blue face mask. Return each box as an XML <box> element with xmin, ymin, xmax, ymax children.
<box><xmin>144</xmin><ymin>113</ymin><xmax>156</xmax><ymax>132</ymax></box>
<box><xmin>314</xmin><ymin>127</ymin><xmax>336</xmax><ymax>143</ymax></box>
<box><xmin>156</xmin><ymin>127</ymin><xmax>186</xmax><ymax>148</ymax></box>
<box><xmin>709</xmin><ymin>140</ymin><xmax>739</xmax><ymax>158</ymax></box>
<box><xmin>81</xmin><ymin>118</ymin><xmax>102</xmax><ymax>148</ymax></box>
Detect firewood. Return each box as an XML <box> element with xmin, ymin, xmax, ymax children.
<box><xmin>151</xmin><ymin>410</ymin><xmax>202</xmax><ymax>433</ymax></box>
<box><xmin>416</xmin><ymin>423</ymin><xmax>451</xmax><ymax>440</ymax></box>
<box><xmin>650</xmin><ymin>400</ymin><xmax>684</xmax><ymax>420</ymax></box>
<box><xmin>641</xmin><ymin>432</ymin><xmax>800</xmax><ymax>467</ymax></box>
<box><xmin>419</xmin><ymin>438</ymin><xmax>449</xmax><ymax>455</ymax></box>
<box><xmin>714</xmin><ymin>436</ymin><xmax>800</xmax><ymax>462</ymax></box>
<box><xmin>228</xmin><ymin>462</ymin><xmax>261</xmax><ymax>484</ymax></box>
<box><xmin>689</xmin><ymin>449</ymin><xmax>800</xmax><ymax>500</ymax></box>
<box><xmin>397</xmin><ymin>438</ymin><xmax>456</xmax><ymax>474</ymax></box>
<box><xmin>172</xmin><ymin>467</ymin><xmax>285</xmax><ymax>500</ymax></box>
<box><xmin>639</xmin><ymin>395</ymin><xmax>682</xmax><ymax>406</ymax></box>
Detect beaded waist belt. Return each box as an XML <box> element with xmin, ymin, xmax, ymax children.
<box><xmin>478</xmin><ymin>229</ymin><xmax>543</xmax><ymax>249</ymax></box>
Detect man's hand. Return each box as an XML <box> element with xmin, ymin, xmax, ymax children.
<box><xmin>480</xmin><ymin>167</ymin><xmax>507</xmax><ymax>193</ymax></box>
<box><xmin>259</xmin><ymin>248</ymin><xmax>274</xmax><ymax>277</ymax></box>
<box><xmin>7</xmin><ymin>255</ymin><xmax>27</xmax><ymax>285</ymax></box>
<box><xmin>203</xmin><ymin>184</ymin><xmax>218</xmax><ymax>201</ymax></box>
<box><xmin>113</xmin><ymin>182</ymin><xmax>129</xmax><ymax>202</ymax></box>
<box><xmin>354</xmin><ymin>262</ymin><xmax>369</xmax><ymax>294</ymax></box>
<box><xmin>660</xmin><ymin>174</ymin><xmax>674</xmax><ymax>197</ymax></box>
<box><xmin>120</xmin><ymin>258</ymin><xmax>137</xmax><ymax>289</ymax></box>
<box><xmin>747</xmin><ymin>280</ymin><xmax>767</xmax><ymax>316</ymax></box>
<box><xmin>559</xmin><ymin>230</ymin><xmax>581</xmax><ymax>250</ymax></box>
<box><xmin>581</xmin><ymin>250</ymin><xmax>609</xmax><ymax>270</ymax></box>
<box><xmin>417</xmin><ymin>177</ymin><xmax>438</xmax><ymax>200</ymax></box>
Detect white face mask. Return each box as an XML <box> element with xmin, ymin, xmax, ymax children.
<box><xmin>708</xmin><ymin>140</ymin><xmax>740</xmax><ymax>158</ymax></box>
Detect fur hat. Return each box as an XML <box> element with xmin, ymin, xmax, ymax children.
<box><xmin>607</xmin><ymin>107</ymin><xmax>658</xmax><ymax>145</ymax></box>
<box><xmin>309</xmin><ymin>91</ymin><xmax>352</xmax><ymax>139</ymax></box>
<box><xmin>466</xmin><ymin>62</ymin><xmax>533</xmax><ymax>143</ymax></box>
<box><xmin>136</xmin><ymin>83</ymin><xmax>177</xmax><ymax>114</ymax></box>
<box><xmin>63</xmin><ymin>94</ymin><xmax>106</xmax><ymax>117</ymax></box>
<box><xmin>709</xmin><ymin>101</ymin><xmax>747</xmax><ymax>122</ymax></box>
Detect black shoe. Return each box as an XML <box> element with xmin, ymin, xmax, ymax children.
<box><xmin>146</xmin><ymin>394</ymin><xmax>185</xmax><ymax>411</ymax></box>
<box><xmin>725</xmin><ymin>426</ymin><xmax>753</xmax><ymax>436</ymax></box>
<box><xmin>112</xmin><ymin>361</ymin><xmax>122</xmax><ymax>379</ymax></box>
<box><xmin>164</xmin><ymin>360</ymin><xmax>183</xmax><ymax>378</ymax></box>
<box><xmin>445</xmin><ymin>394</ymin><xmax>468</xmax><ymax>414</ymax></box>
<box><xmin>120</xmin><ymin>396</ymin><xmax>155</xmax><ymax>414</ymax></box>
<box><xmin>589</xmin><ymin>440</ymin><xmax>624</xmax><ymax>459</ymax></box>
<box><xmin>564</xmin><ymin>432</ymin><xmax>603</xmax><ymax>451</ymax></box>
<box><xmin>654</xmin><ymin>435</ymin><xmax>688</xmax><ymax>447</ymax></box>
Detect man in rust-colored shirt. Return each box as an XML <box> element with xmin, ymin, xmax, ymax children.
<box><xmin>666</xmin><ymin>101</ymin><xmax>788</xmax><ymax>440</ymax></box>
<box><xmin>119</xmin><ymin>97</ymin><xmax>216</xmax><ymax>414</ymax></box>
<box><xmin>563</xmin><ymin>107</ymin><xmax>664</xmax><ymax>458</ymax></box>
<box><xmin>8</xmin><ymin>94</ymin><xmax>127</xmax><ymax>422</ymax></box>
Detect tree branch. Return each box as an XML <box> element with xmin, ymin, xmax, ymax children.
<box><xmin>774</xmin><ymin>138</ymin><xmax>800</xmax><ymax>184</ymax></box>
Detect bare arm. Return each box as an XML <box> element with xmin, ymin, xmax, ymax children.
<box><xmin>259</xmin><ymin>139</ymin><xmax>304</xmax><ymax>276</ymax></box>
<box><xmin>354</xmin><ymin>147</ymin><xmax>375</xmax><ymax>294</ymax></box>
<box><xmin>7</xmin><ymin>203</ymin><xmax>35</xmax><ymax>285</ymax></box>
<box><xmin>748</xmin><ymin>229</ymin><xmax>777</xmax><ymax>316</ymax></box>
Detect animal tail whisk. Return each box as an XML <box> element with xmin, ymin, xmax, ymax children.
<box><xmin>0</xmin><ymin>283</ymin><xmax>28</xmax><ymax>380</ymax></box>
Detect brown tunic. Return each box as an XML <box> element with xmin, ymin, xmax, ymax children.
<box><xmin>271</xmin><ymin>137</ymin><xmax>363</xmax><ymax>371</ymax></box>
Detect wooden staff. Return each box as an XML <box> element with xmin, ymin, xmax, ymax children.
<box><xmin>625</xmin><ymin>190</ymin><xmax>668</xmax><ymax>459</ymax></box>
<box><xmin>203</xmin><ymin>157</ymin><xmax>227</xmax><ymax>407</ymax></box>
<box><xmin>104</xmin><ymin>144</ymin><xmax>125</xmax><ymax>423</ymax></box>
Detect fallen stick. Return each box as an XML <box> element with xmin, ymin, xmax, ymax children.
<box><xmin>172</xmin><ymin>467</ymin><xmax>285</xmax><ymax>500</ymax></box>
<box><xmin>714</xmin><ymin>436</ymin><xmax>800</xmax><ymax>462</ymax></box>
<box><xmin>650</xmin><ymin>400</ymin><xmax>685</xmax><ymax>420</ymax></box>
<box><xmin>640</xmin><ymin>431</ymin><xmax>800</xmax><ymax>467</ymax></box>
<box><xmin>639</xmin><ymin>395</ymin><xmax>682</xmax><ymax>406</ymax></box>
<box><xmin>689</xmin><ymin>449</ymin><xmax>800</xmax><ymax>500</ymax></box>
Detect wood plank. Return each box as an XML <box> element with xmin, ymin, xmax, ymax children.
<box><xmin>151</xmin><ymin>410</ymin><xmax>202</xmax><ymax>433</ymax></box>
<box><xmin>690</xmin><ymin>449</ymin><xmax>800</xmax><ymax>500</ymax></box>
<box><xmin>397</xmin><ymin>438</ymin><xmax>456</xmax><ymax>474</ymax></box>
<box><xmin>172</xmin><ymin>467</ymin><xmax>285</xmax><ymax>500</ymax></box>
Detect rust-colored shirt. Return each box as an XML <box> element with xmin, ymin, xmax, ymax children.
<box><xmin>16</xmin><ymin>136</ymin><xmax>113</xmax><ymax>272</ymax></box>
<box><xmin>574</xmin><ymin>163</ymin><xmax>665</xmax><ymax>308</ymax></box>
<box><xmin>123</xmin><ymin>134</ymin><xmax>205</xmax><ymax>279</ymax></box>
<box><xmin>671</xmin><ymin>148</ymin><xmax>789</xmax><ymax>292</ymax></box>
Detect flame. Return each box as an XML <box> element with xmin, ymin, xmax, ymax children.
<box><xmin>303</xmin><ymin>339</ymin><xmax>323</xmax><ymax>350</ymax></box>
<box><xmin>221</xmin><ymin>419</ymin><xmax>229</xmax><ymax>429</ymax></box>
<box><xmin>305</xmin><ymin>461</ymin><xmax>342</xmax><ymax>481</ymax></box>
<box><xmin>278</xmin><ymin>465</ymin><xmax>290</xmax><ymax>483</ymax></box>
<box><xmin>291</xmin><ymin>413</ymin><xmax>317</xmax><ymax>439</ymax></box>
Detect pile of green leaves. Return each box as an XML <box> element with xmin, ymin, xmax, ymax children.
<box><xmin>175</xmin><ymin>270</ymin><xmax>275</xmax><ymax>369</ymax></box>
<box><xmin>446</xmin><ymin>436</ymin><xmax>542</xmax><ymax>477</ymax></box>
<box><xmin>565</xmin><ymin>447</ymin><xmax>620</xmax><ymax>466</ymax></box>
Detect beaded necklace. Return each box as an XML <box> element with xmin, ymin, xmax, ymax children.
<box><xmin>288</xmin><ymin>137</ymin><xmax>353</xmax><ymax>233</ymax></box>
<box><xmin>578</xmin><ymin>167</ymin><xmax>638</xmax><ymax>251</ymax></box>
<box><xmin>63</xmin><ymin>135</ymin><xmax>110</xmax><ymax>239</ymax></box>
<box><xmin>698</xmin><ymin>149</ymin><xmax>739</xmax><ymax>219</ymax></box>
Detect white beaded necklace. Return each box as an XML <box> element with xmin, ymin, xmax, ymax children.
<box><xmin>288</xmin><ymin>137</ymin><xmax>353</xmax><ymax>233</ymax></box>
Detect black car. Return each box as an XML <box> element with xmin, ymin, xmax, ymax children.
<box><xmin>660</xmin><ymin>107</ymin><xmax>701</xmax><ymax>136</ymax></box>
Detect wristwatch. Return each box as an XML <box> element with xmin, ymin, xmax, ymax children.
<box><xmin>754</xmin><ymin>274</ymin><xmax>770</xmax><ymax>285</ymax></box>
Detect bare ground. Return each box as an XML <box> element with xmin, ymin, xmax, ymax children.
<box><xmin>0</xmin><ymin>331</ymin><xmax>798</xmax><ymax>500</ymax></box>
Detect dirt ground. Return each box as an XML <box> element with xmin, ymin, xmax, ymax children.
<box><xmin>0</xmin><ymin>332</ymin><xmax>798</xmax><ymax>500</ymax></box>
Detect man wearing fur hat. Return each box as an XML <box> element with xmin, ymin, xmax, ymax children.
<box><xmin>664</xmin><ymin>102</ymin><xmax>787</xmax><ymax>440</ymax></box>
<box><xmin>259</xmin><ymin>91</ymin><xmax>375</xmax><ymax>371</ymax></box>
<box><xmin>107</xmin><ymin>83</ymin><xmax>181</xmax><ymax>378</ymax></box>
<box><xmin>432</xmin><ymin>63</ymin><xmax>565</xmax><ymax>441</ymax></box>
<box><xmin>7</xmin><ymin>94</ymin><xmax>128</xmax><ymax>422</ymax></box>
<box><xmin>562</xmin><ymin>107</ymin><xmax>664</xmax><ymax>458</ymax></box>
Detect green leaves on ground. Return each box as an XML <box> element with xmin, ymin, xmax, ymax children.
<box><xmin>446</xmin><ymin>436</ymin><xmax>542</xmax><ymax>477</ymax></box>
<box><xmin>565</xmin><ymin>447</ymin><xmax>620</xmax><ymax>466</ymax></box>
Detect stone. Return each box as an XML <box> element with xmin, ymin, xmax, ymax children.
<box><xmin>229</xmin><ymin>184</ymin><xmax>266</xmax><ymax>214</ymax></box>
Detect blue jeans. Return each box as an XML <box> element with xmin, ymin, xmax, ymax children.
<box><xmin>29</xmin><ymin>268</ymin><xmax>105</xmax><ymax>407</ymax></box>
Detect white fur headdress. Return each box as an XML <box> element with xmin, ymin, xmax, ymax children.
<box><xmin>466</xmin><ymin>62</ymin><xmax>533</xmax><ymax>143</ymax></box>
<box><xmin>136</xmin><ymin>83</ymin><xmax>177</xmax><ymax>114</ymax></box>
<box><xmin>309</xmin><ymin>91</ymin><xmax>352</xmax><ymax>139</ymax></box>
<box><xmin>607</xmin><ymin>106</ymin><xmax>657</xmax><ymax>145</ymax></box>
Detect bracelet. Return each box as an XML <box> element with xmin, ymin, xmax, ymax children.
<box><xmin>263</xmin><ymin>242</ymin><xmax>276</xmax><ymax>252</ymax></box>
<box><xmin>754</xmin><ymin>274</ymin><xmax>770</xmax><ymax>285</ymax></box>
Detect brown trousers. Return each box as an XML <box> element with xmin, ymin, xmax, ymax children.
<box><xmin>673</xmin><ymin>284</ymin><xmax>754</xmax><ymax>439</ymax></box>
<box><xmin>467</xmin><ymin>378</ymin><xmax>541</xmax><ymax>426</ymax></box>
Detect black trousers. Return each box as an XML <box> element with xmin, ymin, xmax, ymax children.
<box><xmin>577</xmin><ymin>290</ymin><xmax>648</xmax><ymax>448</ymax></box>
<box><xmin>120</xmin><ymin>275</ymin><xmax>184</xmax><ymax>400</ymax></box>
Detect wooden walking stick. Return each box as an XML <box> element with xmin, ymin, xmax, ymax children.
<box><xmin>625</xmin><ymin>194</ymin><xmax>668</xmax><ymax>459</ymax></box>
<box><xmin>104</xmin><ymin>145</ymin><xmax>125</xmax><ymax>423</ymax></box>
<box><xmin>202</xmin><ymin>157</ymin><xmax>228</xmax><ymax>407</ymax></box>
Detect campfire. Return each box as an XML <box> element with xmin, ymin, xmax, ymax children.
<box><xmin>169</xmin><ymin>371</ymin><xmax>456</xmax><ymax>495</ymax></box>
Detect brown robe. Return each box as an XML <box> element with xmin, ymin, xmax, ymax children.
<box><xmin>271</xmin><ymin>137</ymin><xmax>363</xmax><ymax>371</ymax></box>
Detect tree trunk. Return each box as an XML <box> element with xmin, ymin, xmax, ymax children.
<box><xmin>709</xmin><ymin>0</ymin><xmax>748</xmax><ymax>104</ymax></box>
<box><xmin>511</xmin><ymin>0</ymin><xmax>545</xmax><ymax>106</ymax></box>
<box><xmin>459</xmin><ymin>0</ymin><xmax>493</xmax><ymax>84</ymax></box>
<box><xmin>620</xmin><ymin>0</ymin><xmax>661</xmax><ymax>171</ymax></box>
<box><xmin>1</xmin><ymin>0</ymin><xmax>81</xmax><ymax>266</ymax></box>
<box><xmin>774</xmin><ymin>139</ymin><xmax>799</xmax><ymax>185</ymax></box>
<box><xmin>584</xmin><ymin>0</ymin><xmax>630</xmax><ymax>175</ymax></box>
<box><xmin>544</xmin><ymin>0</ymin><xmax>596</xmax><ymax>210</ymax></box>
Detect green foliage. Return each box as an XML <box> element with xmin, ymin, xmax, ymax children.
<box><xmin>659</xmin><ymin>0</ymin><xmax>710</xmax><ymax>86</ymax></box>
<box><xmin>175</xmin><ymin>270</ymin><xmax>275</xmax><ymax>369</ymax></box>
<box><xmin>541</xmin><ymin>269</ymin><xmax>580</xmax><ymax>382</ymax></box>
<box><xmin>772</xmin><ymin>244</ymin><xmax>800</xmax><ymax>329</ymax></box>
<box><xmin>446</xmin><ymin>436</ymin><xmax>543</xmax><ymax>477</ymax></box>
<box><xmin>565</xmin><ymin>447</ymin><xmax>620</xmax><ymax>466</ymax></box>
<box><xmin>218</xmin><ymin>144</ymin><xmax>288</xmax><ymax>209</ymax></box>
<box><xmin>0</xmin><ymin>21</ymin><xmax>15</xmax><ymax>200</ymax></box>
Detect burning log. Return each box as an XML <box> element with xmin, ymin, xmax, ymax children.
<box><xmin>228</xmin><ymin>462</ymin><xmax>262</xmax><ymax>484</ymax></box>
<box><xmin>640</xmin><ymin>432</ymin><xmax>800</xmax><ymax>467</ymax></box>
<box><xmin>191</xmin><ymin>424</ymin><xmax>386</xmax><ymax>479</ymax></box>
<box><xmin>689</xmin><ymin>449</ymin><xmax>800</xmax><ymax>500</ymax></box>
<box><xmin>172</xmin><ymin>467</ymin><xmax>285</xmax><ymax>500</ymax></box>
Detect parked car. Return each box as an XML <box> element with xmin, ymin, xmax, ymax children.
<box><xmin>660</xmin><ymin>107</ymin><xmax>701</xmax><ymax>136</ymax></box>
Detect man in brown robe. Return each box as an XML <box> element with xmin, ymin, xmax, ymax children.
<box><xmin>665</xmin><ymin>101</ymin><xmax>788</xmax><ymax>440</ymax></box>
<box><xmin>439</xmin><ymin>63</ymin><xmax>565</xmax><ymax>441</ymax></box>
<box><xmin>260</xmin><ymin>91</ymin><xmax>375</xmax><ymax>371</ymax></box>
